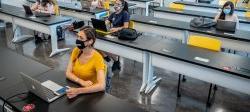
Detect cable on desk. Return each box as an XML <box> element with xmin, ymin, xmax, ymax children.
<box><xmin>2</xmin><ymin>92</ymin><xmax>28</xmax><ymax>112</ymax></box>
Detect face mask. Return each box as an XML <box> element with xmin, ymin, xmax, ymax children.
<box><xmin>76</xmin><ymin>39</ymin><xmax>87</xmax><ymax>50</ymax></box>
<box><xmin>223</xmin><ymin>9</ymin><xmax>231</xmax><ymax>15</ymax></box>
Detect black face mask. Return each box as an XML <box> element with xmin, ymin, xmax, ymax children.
<box><xmin>76</xmin><ymin>39</ymin><xmax>87</xmax><ymax>50</ymax></box>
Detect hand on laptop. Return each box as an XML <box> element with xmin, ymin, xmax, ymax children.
<box><xmin>66</xmin><ymin>88</ymin><xmax>80</xmax><ymax>99</ymax></box>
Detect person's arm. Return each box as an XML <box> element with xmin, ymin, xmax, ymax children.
<box><xmin>98</xmin><ymin>0</ymin><xmax>104</xmax><ymax>8</ymax></box>
<box><xmin>31</xmin><ymin>2</ymin><xmax>39</xmax><ymax>11</ymax></box>
<box><xmin>214</xmin><ymin>12</ymin><xmax>221</xmax><ymax>22</ymax></box>
<box><xmin>66</xmin><ymin>69</ymin><xmax>105</xmax><ymax>99</ymax></box>
<box><xmin>110</xmin><ymin>12</ymin><xmax>130</xmax><ymax>32</ymax></box>
<box><xmin>39</xmin><ymin>4</ymin><xmax>55</xmax><ymax>14</ymax></box>
<box><xmin>66</xmin><ymin>60</ymin><xmax>93</xmax><ymax>87</ymax></box>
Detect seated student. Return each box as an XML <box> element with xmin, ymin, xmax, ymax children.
<box><xmin>100</xmin><ymin>0</ymin><xmax>130</xmax><ymax>71</ymax></box>
<box><xmin>106</xmin><ymin>0</ymin><xmax>129</xmax><ymax>32</ymax></box>
<box><xmin>91</xmin><ymin>0</ymin><xmax>104</xmax><ymax>8</ymax></box>
<box><xmin>66</xmin><ymin>26</ymin><xmax>106</xmax><ymax>99</ymax></box>
<box><xmin>31</xmin><ymin>0</ymin><xmax>55</xmax><ymax>44</ymax></box>
<box><xmin>214</xmin><ymin>1</ymin><xmax>239</xmax><ymax>29</ymax></box>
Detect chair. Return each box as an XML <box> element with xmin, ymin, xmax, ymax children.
<box><xmin>177</xmin><ymin>35</ymin><xmax>222</xmax><ymax>107</ymax></box>
<box><xmin>168</xmin><ymin>3</ymin><xmax>185</xmax><ymax>10</ymax></box>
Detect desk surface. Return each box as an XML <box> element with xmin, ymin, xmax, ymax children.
<box><xmin>129</xmin><ymin>0</ymin><xmax>154</xmax><ymax>2</ymax></box>
<box><xmin>0</xmin><ymin>47</ymin><xmax>51</xmax><ymax>96</ymax></box>
<box><xmin>153</xmin><ymin>7</ymin><xmax>250</xmax><ymax>24</ymax></box>
<box><xmin>27</xmin><ymin>0</ymin><xmax>108</xmax><ymax>14</ymax></box>
<box><xmin>97</xmin><ymin>34</ymin><xmax>162</xmax><ymax>51</ymax></box>
<box><xmin>174</xmin><ymin>1</ymin><xmax>248</xmax><ymax>12</ymax></box>
<box><xmin>96</xmin><ymin>33</ymin><xmax>250</xmax><ymax>79</ymax></box>
<box><xmin>59</xmin><ymin>2</ymin><xmax>107</xmax><ymax>14</ymax></box>
<box><xmin>130</xmin><ymin>15</ymin><xmax>250</xmax><ymax>42</ymax></box>
<box><xmin>148</xmin><ymin>39</ymin><xmax>250</xmax><ymax>79</ymax></box>
<box><xmin>0</xmin><ymin>4</ymin><xmax>72</xmax><ymax>26</ymax></box>
<box><xmin>1</xmin><ymin>70</ymin><xmax>145</xmax><ymax>112</ymax></box>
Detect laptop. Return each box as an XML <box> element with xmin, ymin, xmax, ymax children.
<box><xmin>216</xmin><ymin>19</ymin><xmax>236</xmax><ymax>32</ymax></box>
<box><xmin>20</xmin><ymin>72</ymin><xmax>68</xmax><ymax>103</ymax></box>
<box><xmin>91</xmin><ymin>18</ymin><xmax>110</xmax><ymax>34</ymax></box>
<box><xmin>23</xmin><ymin>5</ymin><xmax>51</xmax><ymax>17</ymax></box>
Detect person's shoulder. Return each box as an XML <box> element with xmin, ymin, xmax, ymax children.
<box><xmin>93</xmin><ymin>50</ymin><xmax>104</xmax><ymax>60</ymax></box>
<box><xmin>122</xmin><ymin>11</ymin><xmax>129</xmax><ymax>15</ymax></box>
<box><xmin>72</xmin><ymin>47</ymin><xmax>80</xmax><ymax>55</ymax></box>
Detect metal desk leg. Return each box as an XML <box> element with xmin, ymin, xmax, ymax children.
<box><xmin>177</xmin><ymin>74</ymin><xmax>182</xmax><ymax>97</ymax></box>
<box><xmin>140</xmin><ymin>52</ymin><xmax>149</xmax><ymax>92</ymax></box>
<box><xmin>12</xmin><ymin>24</ymin><xmax>33</xmax><ymax>43</ymax></box>
<box><xmin>145</xmin><ymin>2</ymin><xmax>150</xmax><ymax>16</ymax></box>
<box><xmin>206</xmin><ymin>84</ymin><xmax>212</xmax><ymax>107</ymax></box>
<box><xmin>183</xmin><ymin>30</ymin><xmax>189</xmax><ymax>44</ymax></box>
<box><xmin>49</xmin><ymin>25</ymin><xmax>70</xmax><ymax>57</ymax></box>
<box><xmin>144</xmin><ymin>52</ymin><xmax>162</xmax><ymax>94</ymax></box>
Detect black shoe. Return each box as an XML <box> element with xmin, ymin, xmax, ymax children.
<box><xmin>35</xmin><ymin>35</ymin><xmax>43</xmax><ymax>44</ymax></box>
<box><xmin>104</xmin><ymin>56</ymin><xmax>111</xmax><ymax>62</ymax></box>
<box><xmin>112</xmin><ymin>61</ymin><xmax>121</xmax><ymax>71</ymax></box>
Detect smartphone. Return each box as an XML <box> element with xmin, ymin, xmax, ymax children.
<box><xmin>54</xmin><ymin>86</ymin><xmax>70</xmax><ymax>96</ymax></box>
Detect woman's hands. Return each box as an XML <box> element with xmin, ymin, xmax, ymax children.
<box><xmin>66</xmin><ymin>88</ymin><xmax>81</xmax><ymax>99</ymax></box>
<box><xmin>79</xmin><ymin>80</ymin><xmax>93</xmax><ymax>87</ymax></box>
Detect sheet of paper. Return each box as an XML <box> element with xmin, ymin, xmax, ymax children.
<box><xmin>41</xmin><ymin>80</ymin><xmax>63</xmax><ymax>92</ymax></box>
<box><xmin>194</xmin><ymin>57</ymin><xmax>210</xmax><ymax>63</ymax></box>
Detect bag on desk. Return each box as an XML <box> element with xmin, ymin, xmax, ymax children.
<box><xmin>190</xmin><ymin>17</ymin><xmax>216</xmax><ymax>28</ymax></box>
<box><xmin>117</xmin><ymin>28</ymin><xmax>140</xmax><ymax>41</ymax></box>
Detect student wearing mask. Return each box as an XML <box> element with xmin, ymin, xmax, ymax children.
<box><xmin>106</xmin><ymin>0</ymin><xmax>129</xmax><ymax>32</ymax></box>
<box><xmin>31</xmin><ymin>0</ymin><xmax>55</xmax><ymax>44</ymax></box>
<box><xmin>66</xmin><ymin>26</ymin><xmax>106</xmax><ymax>99</ymax></box>
<box><xmin>100</xmin><ymin>0</ymin><xmax>130</xmax><ymax>71</ymax></box>
<box><xmin>214</xmin><ymin>1</ymin><xmax>239</xmax><ymax>29</ymax></box>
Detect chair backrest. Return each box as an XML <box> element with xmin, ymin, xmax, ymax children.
<box><xmin>54</xmin><ymin>5</ymin><xmax>60</xmax><ymax>16</ymax></box>
<box><xmin>188</xmin><ymin>35</ymin><xmax>222</xmax><ymax>51</ymax></box>
<box><xmin>245</xmin><ymin>11</ymin><xmax>250</xmax><ymax>18</ymax></box>
<box><xmin>103</xmin><ymin>1</ymin><xmax>110</xmax><ymax>10</ymax></box>
<box><xmin>168</xmin><ymin>3</ymin><xmax>185</xmax><ymax>10</ymax></box>
<box><xmin>129</xmin><ymin>21</ymin><xmax>134</xmax><ymax>29</ymax></box>
<box><xmin>104</xmin><ymin>62</ymin><xmax>112</xmax><ymax>93</ymax></box>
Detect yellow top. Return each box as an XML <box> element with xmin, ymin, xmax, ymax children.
<box><xmin>71</xmin><ymin>48</ymin><xmax>105</xmax><ymax>84</ymax></box>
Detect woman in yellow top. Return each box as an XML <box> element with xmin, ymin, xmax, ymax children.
<box><xmin>66</xmin><ymin>26</ymin><xmax>106</xmax><ymax>99</ymax></box>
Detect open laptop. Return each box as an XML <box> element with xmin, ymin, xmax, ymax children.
<box><xmin>20</xmin><ymin>72</ymin><xmax>67</xmax><ymax>103</ymax></box>
<box><xmin>216</xmin><ymin>20</ymin><xmax>236</xmax><ymax>32</ymax></box>
<box><xmin>23</xmin><ymin>5</ymin><xmax>51</xmax><ymax>17</ymax></box>
<box><xmin>91</xmin><ymin>18</ymin><xmax>110</xmax><ymax>34</ymax></box>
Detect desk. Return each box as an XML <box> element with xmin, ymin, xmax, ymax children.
<box><xmin>95</xmin><ymin>34</ymin><xmax>162</xmax><ymax>92</ymax></box>
<box><xmin>0</xmin><ymin>70</ymin><xmax>145</xmax><ymax>112</ymax></box>
<box><xmin>130</xmin><ymin>15</ymin><xmax>250</xmax><ymax>53</ymax></box>
<box><xmin>153</xmin><ymin>7</ymin><xmax>250</xmax><ymax>31</ymax></box>
<box><xmin>59</xmin><ymin>2</ymin><xmax>108</xmax><ymax>20</ymax></box>
<box><xmin>0</xmin><ymin>4</ymin><xmax>72</xmax><ymax>57</ymax></box>
<box><xmin>173</xmin><ymin>1</ymin><xmax>247</xmax><ymax>17</ymax></box>
<box><xmin>147</xmin><ymin>39</ymin><xmax>250</xmax><ymax>95</ymax></box>
<box><xmin>26</xmin><ymin>0</ymin><xmax>108</xmax><ymax>20</ymax></box>
<box><xmin>127</xmin><ymin>0</ymin><xmax>154</xmax><ymax>16</ymax></box>
<box><xmin>0</xmin><ymin>47</ymin><xmax>51</xmax><ymax>94</ymax></box>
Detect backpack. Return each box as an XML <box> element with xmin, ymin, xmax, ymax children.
<box><xmin>190</xmin><ymin>17</ymin><xmax>216</xmax><ymax>28</ymax></box>
<box><xmin>117</xmin><ymin>28</ymin><xmax>141</xmax><ymax>41</ymax></box>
